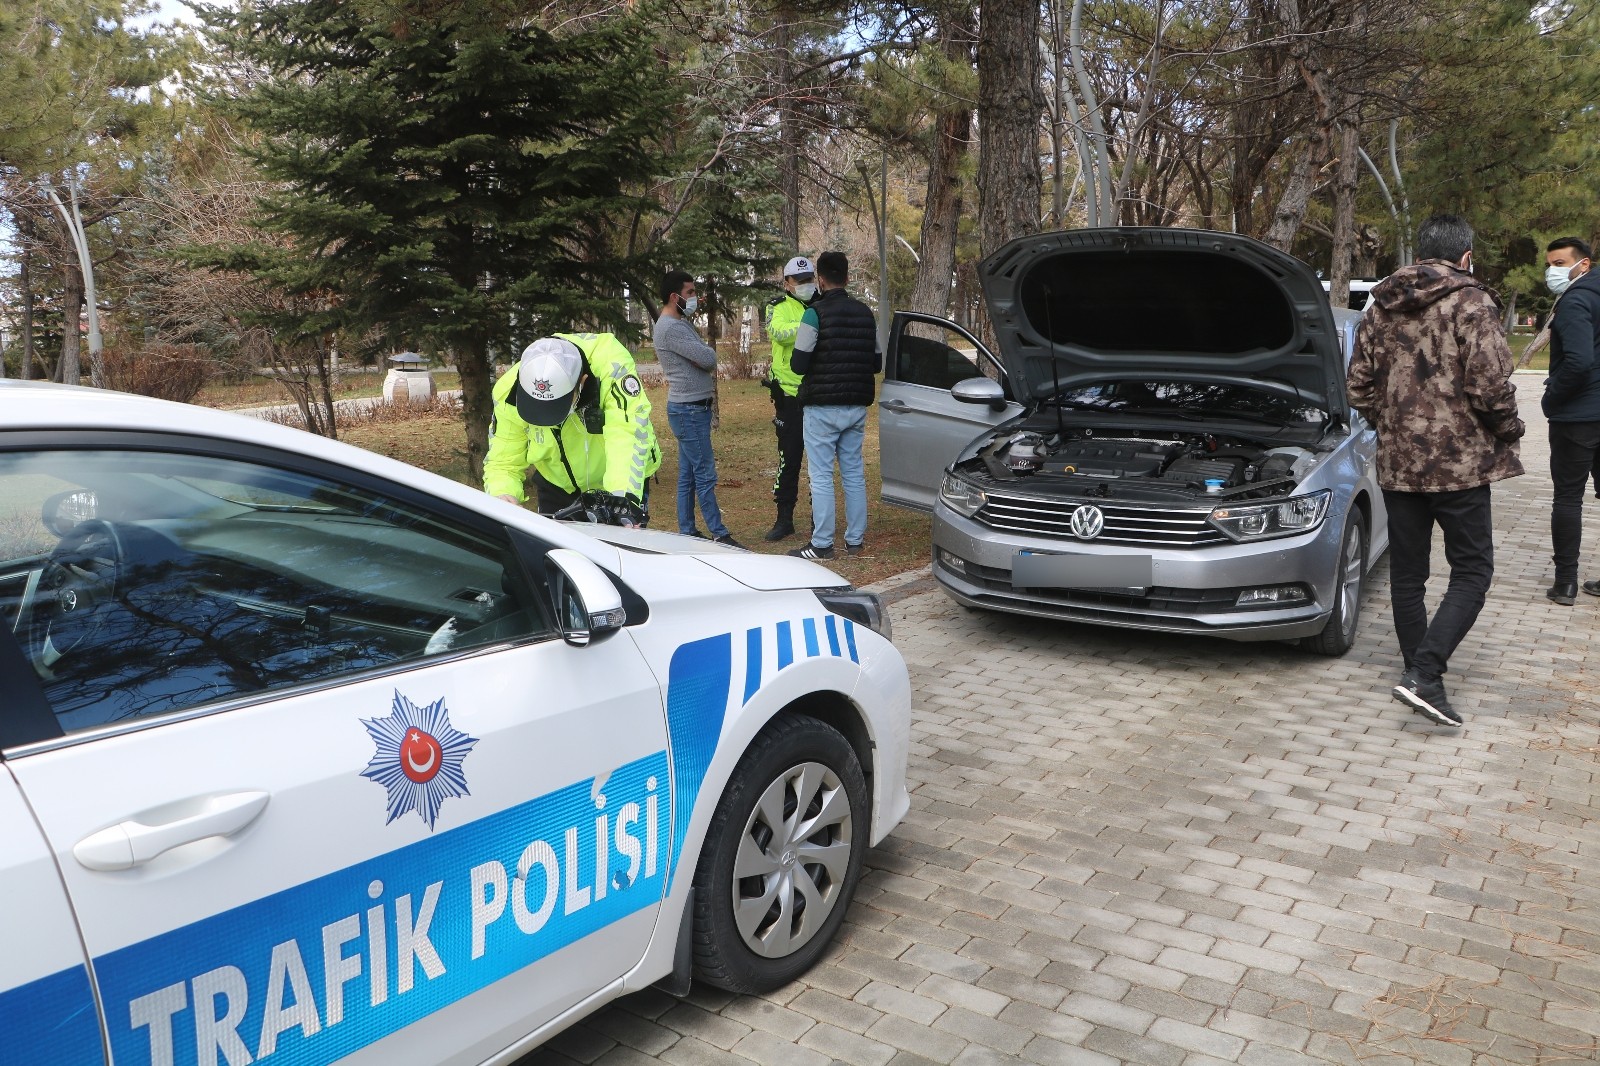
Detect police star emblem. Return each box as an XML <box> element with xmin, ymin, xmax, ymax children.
<box><xmin>360</xmin><ymin>691</ymin><xmax>479</xmax><ymax>830</ymax></box>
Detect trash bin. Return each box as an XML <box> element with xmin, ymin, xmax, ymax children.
<box><xmin>383</xmin><ymin>352</ymin><xmax>434</xmax><ymax>404</ymax></box>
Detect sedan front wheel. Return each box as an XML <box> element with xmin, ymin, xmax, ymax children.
<box><xmin>690</xmin><ymin>715</ymin><xmax>868</xmax><ymax>993</ymax></box>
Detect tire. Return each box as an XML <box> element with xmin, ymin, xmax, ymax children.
<box><xmin>690</xmin><ymin>715</ymin><xmax>868</xmax><ymax>993</ymax></box>
<box><xmin>1302</xmin><ymin>514</ymin><xmax>1366</xmax><ymax>656</ymax></box>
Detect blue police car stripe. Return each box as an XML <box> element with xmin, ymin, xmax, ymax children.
<box><xmin>743</xmin><ymin>628</ymin><xmax>762</xmax><ymax>705</ymax></box>
<box><xmin>776</xmin><ymin>621</ymin><xmax>794</xmax><ymax>670</ymax></box>
<box><xmin>738</xmin><ymin>618</ymin><xmax>861</xmax><ymax>705</ymax></box>
<box><xmin>662</xmin><ymin>634</ymin><xmax>733</xmax><ymax>895</ymax></box>
<box><xmin>97</xmin><ymin>752</ymin><xmax>669</xmax><ymax>1066</ymax></box>
<box><xmin>0</xmin><ymin>964</ymin><xmax>104</xmax><ymax>1065</ymax></box>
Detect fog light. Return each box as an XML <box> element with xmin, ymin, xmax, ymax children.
<box><xmin>1236</xmin><ymin>585</ymin><xmax>1309</xmax><ymax>606</ymax></box>
<box><xmin>937</xmin><ymin>549</ymin><xmax>967</xmax><ymax>575</ymax></box>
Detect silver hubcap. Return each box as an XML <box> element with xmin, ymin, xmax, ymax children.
<box><xmin>1339</xmin><ymin>527</ymin><xmax>1364</xmax><ymax>638</ymax></box>
<box><xmin>732</xmin><ymin>761</ymin><xmax>853</xmax><ymax>958</ymax></box>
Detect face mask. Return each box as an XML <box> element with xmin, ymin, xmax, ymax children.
<box><xmin>794</xmin><ymin>283</ymin><xmax>817</xmax><ymax>301</ymax></box>
<box><xmin>681</xmin><ymin>295</ymin><xmax>698</xmax><ymax>315</ymax></box>
<box><xmin>1547</xmin><ymin>263</ymin><xmax>1576</xmax><ymax>295</ymax></box>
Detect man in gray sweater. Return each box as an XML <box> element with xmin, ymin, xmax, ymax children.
<box><xmin>654</xmin><ymin>271</ymin><xmax>742</xmax><ymax>546</ymax></box>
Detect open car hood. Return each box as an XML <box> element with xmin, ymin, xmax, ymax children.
<box><xmin>979</xmin><ymin>228</ymin><xmax>1348</xmax><ymax>419</ymax></box>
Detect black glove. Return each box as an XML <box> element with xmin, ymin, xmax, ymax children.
<box><xmin>763</xmin><ymin>377</ymin><xmax>784</xmax><ymax>403</ymax></box>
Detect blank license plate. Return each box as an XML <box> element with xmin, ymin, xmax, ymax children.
<box><xmin>1012</xmin><ymin>551</ymin><xmax>1153</xmax><ymax>590</ymax></box>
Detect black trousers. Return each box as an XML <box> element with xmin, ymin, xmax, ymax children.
<box><xmin>1383</xmin><ymin>486</ymin><xmax>1494</xmax><ymax>681</ymax></box>
<box><xmin>771</xmin><ymin>392</ymin><xmax>805</xmax><ymax>507</ymax></box>
<box><xmin>1549</xmin><ymin>421</ymin><xmax>1600</xmax><ymax>582</ymax></box>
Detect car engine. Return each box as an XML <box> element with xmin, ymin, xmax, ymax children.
<box><xmin>981</xmin><ymin>427</ymin><xmax>1318</xmax><ymax>501</ymax></box>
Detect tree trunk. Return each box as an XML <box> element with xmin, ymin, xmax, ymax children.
<box><xmin>19</xmin><ymin>225</ymin><xmax>36</xmax><ymax>380</ymax></box>
<box><xmin>458</xmin><ymin>334</ymin><xmax>494</xmax><ymax>486</ymax></box>
<box><xmin>910</xmin><ymin>14</ymin><xmax>973</xmax><ymax>319</ymax></box>
<box><xmin>59</xmin><ymin>265</ymin><xmax>84</xmax><ymax>385</ymax></box>
<box><xmin>976</xmin><ymin>0</ymin><xmax>1043</xmax><ymax>259</ymax></box>
<box><xmin>1263</xmin><ymin>136</ymin><xmax>1323</xmax><ymax>252</ymax></box>
<box><xmin>775</xmin><ymin>5</ymin><xmax>801</xmax><ymax>249</ymax></box>
<box><xmin>1327</xmin><ymin>117</ymin><xmax>1361</xmax><ymax>305</ymax></box>
<box><xmin>1264</xmin><ymin>0</ymin><xmax>1336</xmax><ymax>253</ymax></box>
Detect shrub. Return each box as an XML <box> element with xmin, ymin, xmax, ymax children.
<box><xmin>101</xmin><ymin>345</ymin><xmax>214</xmax><ymax>403</ymax></box>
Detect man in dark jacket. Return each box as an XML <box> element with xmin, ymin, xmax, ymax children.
<box><xmin>1540</xmin><ymin>236</ymin><xmax>1600</xmax><ymax>603</ymax></box>
<box><xmin>787</xmin><ymin>251</ymin><xmax>881</xmax><ymax>560</ymax></box>
<box><xmin>1348</xmin><ymin>214</ymin><xmax>1525</xmax><ymax>727</ymax></box>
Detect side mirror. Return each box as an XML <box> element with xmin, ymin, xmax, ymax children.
<box><xmin>546</xmin><ymin>548</ymin><xmax>627</xmax><ymax>647</ymax></box>
<box><xmin>42</xmin><ymin>490</ymin><xmax>98</xmax><ymax>537</ymax></box>
<box><xmin>951</xmin><ymin>376</ymin><xmax>1008</xmax><ymax>412</ymax></box>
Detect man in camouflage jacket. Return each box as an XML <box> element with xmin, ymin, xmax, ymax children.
<box><xmin>1347</xmin><ymin>214</ymin><xmax>1524</xmax><ymax>727</ymax></box>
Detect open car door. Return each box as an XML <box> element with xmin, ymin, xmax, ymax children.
<box><xmin>877</xmin><ymin>312</ymin><xmax>1024</xmax><ymax>511</ymax></box>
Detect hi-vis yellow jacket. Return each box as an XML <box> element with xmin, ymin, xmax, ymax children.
<box><xmin>483</xmin><ymin>333</ymin><xmax>661</xmax><ymax>503</ymax></box>
<box><xmin>763</xmin><ymin>294</ymin><xmax>807</xmax><ymax>397</ymax></box>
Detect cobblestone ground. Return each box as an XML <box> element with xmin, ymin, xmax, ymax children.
<box><xmin>527</xmin><ymin>390</ymin><xmax>1600</xmax><ymax>1066</ymax></box>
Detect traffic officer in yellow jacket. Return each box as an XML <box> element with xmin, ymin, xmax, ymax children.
<box><xmin>485</xmin><ymin>334</ymin><xmax>661</xmax><ymax>525</ymax></box>
<box><xmin>760</xmin><ymin>256</ymin><xmax>816</xmax><ymax>540</ymax></box>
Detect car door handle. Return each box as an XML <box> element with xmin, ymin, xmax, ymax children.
<box><xmin>880</xmin><ymin>399</ymin><xmax>910</xmax><ymax>413</ymax></box>
<box><xmin>73</xmin><ymin>791</ymin><xmax>271</xmax><ymax>872</ymax></box>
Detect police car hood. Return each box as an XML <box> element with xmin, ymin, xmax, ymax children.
<box><xmin>571</xmin><ymin>525</ymin><xmax>845</xmax><ymax>591</ymax></box>
<box><xmin>981</xmin><ymin>227</ymin><xmax>1348</xmax><ymax>416</ymax></box>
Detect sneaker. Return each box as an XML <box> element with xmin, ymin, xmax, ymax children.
<box><xmin>788</xmin><ymin>543</ymin><xmax>835</xmax><ymax>560</ymax></box>
<box><xmin>713</xmin><ymin>533</ymin><xmax>746</xmax><ymax>550</ymax></box>
<box><xmin>1392</xmin><ymin>669</ymin><xmax>1462</xmax><ymax>727</ymax></box>
<box><xmin>1583</xmin><ymin>579</ymin><xmax>1600</xmax><ymax>598</ymax></box>
<box><xmin>681</xmin><ymin>529</ymin><xmax>708</xmax><ymax>539</ymax></box>
<box><xmin>844</xmin><ymin>542</ymin><xmax>865</xmax><ymax>556</ymax></box>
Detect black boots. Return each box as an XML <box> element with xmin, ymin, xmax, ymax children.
<box><xmin>765</xmin><ymin>503</ymin><xmax>796</xmax><ymax>542</ymax></box>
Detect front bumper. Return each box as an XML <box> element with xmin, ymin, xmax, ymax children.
<box><xmin>932</xmin><ymin>505</ymin><xmax>1341</xmax><ymax>642</ymax></box>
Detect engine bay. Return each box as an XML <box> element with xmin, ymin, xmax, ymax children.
<box><xmin>972</xmin><ymin>422</ymin><xmax>1323</xmax><ymax>503</ymax></box>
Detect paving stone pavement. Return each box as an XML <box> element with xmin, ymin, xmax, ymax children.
<box><xmin>524</xmin><ymin>388</ymin><xmax>1600</xmax><ymax>1066</ymax></box>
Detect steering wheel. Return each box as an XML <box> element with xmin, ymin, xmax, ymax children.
<box><xmin>29</xmin><ymin>519</ymin><xmax>126</xmax><ymax>669</ymax></box>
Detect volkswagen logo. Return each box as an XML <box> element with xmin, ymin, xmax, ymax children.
<box><xmin>1070</xmin><ymin>504</ymin><xmax>1105</xmax><ymax>541</ymax></box>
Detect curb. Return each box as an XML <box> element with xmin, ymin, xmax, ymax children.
<box><xmin>862</xmin><ymin>565</ymin><xmax>937</xmax><ymax>605</ymax></box>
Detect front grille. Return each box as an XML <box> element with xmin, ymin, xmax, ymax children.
<box><xmin>973</xmin><ymin>491</ymin><xmax>1228</xmax><ymax>548</ymax></box>
<box><xmin>954</xmin><ymin>560</ymin><xmax>1308</xmax><ymax>618</ymax></box>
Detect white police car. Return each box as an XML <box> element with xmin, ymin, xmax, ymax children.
<box><xmin>0</xmin><ymin>381</ymin><xmax>910</xmax><ymax>1065</ymax></box>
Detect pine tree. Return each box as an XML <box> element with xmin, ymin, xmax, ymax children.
<box><xmin>202</xmin><ymin>0</ymin><xmax>679</xmax><ymax>480</ymax></box>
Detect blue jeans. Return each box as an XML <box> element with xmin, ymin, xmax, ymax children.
<box><xmin>667</xmin><ymin>401</ymin><xmax>727</xmax><ymax>537</ymax></box>
<box><xmin>802</xmin><ymin>405</ymin><xmax>867</xmax><ymax>549</ymax></box>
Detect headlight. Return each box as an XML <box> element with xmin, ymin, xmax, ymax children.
<box><xmin>814</xmin><ymin>588</ymin><xmax>892</xmax><ymax>643</ymax></box>
<box><xmin>1208</xmin><ymin>490</ymin><xmax>1331</xmax><ymax>542</ymax></box>
<box><xmin>939</xmin><ymin>472</ymin><xmax>987</xmax><ymax>517</ymax></box>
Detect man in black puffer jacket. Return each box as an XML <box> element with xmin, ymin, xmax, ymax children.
<box><xmin>787</xmin><ymin>251</ymin><xmax>881</xmax><ymax>560</ymax></box>
<box><xmin>1542</xmin><ymin>235</ymin><xmax>1600</xmax><ymax>602</ymax></box>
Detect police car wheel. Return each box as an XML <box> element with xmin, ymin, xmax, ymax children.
<box><xmin>690</xmin><ymin>715</ymin><xmax>867</xmax><ymax>993</ymax></box>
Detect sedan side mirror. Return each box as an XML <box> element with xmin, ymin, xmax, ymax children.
<box><xmin>951</xmin><ymin>376</ymin><xmax>1007</xmax><ymax>412</ymax></box>
<box><xmin>546</xmin><ymin>548</ymin><xmax>627</xmax><ymax>647</ymax></box>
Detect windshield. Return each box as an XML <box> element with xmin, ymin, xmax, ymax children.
<box><xmin>1052</xmin><ymin>381</ymin><xmax>1326</xmax><ymax>425</ymax></box>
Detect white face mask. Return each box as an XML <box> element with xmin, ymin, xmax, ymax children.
<box><xmin>1547</xmin><ymin>263</ymin><xmax>1577</xmax><ymax>295</ymax></box>
<box><xmin>681</xmin><ymin>295</ymin><xmax>698</xmax><ymax>315</ymax></box>
<box><xmin>794</xmin><ymin>283</ymin><xmax>817</xmax><ymax>301</ymax></box>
